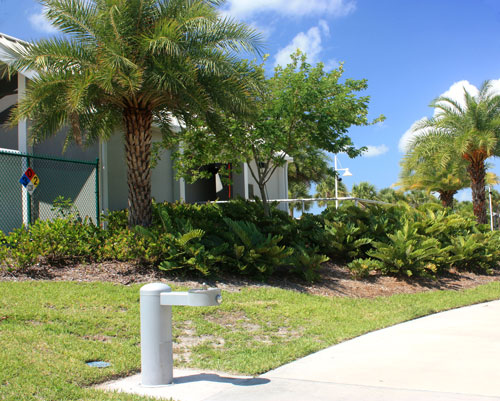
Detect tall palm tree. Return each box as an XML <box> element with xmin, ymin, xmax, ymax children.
<box><xmin>3</xmin><ymin>0</ymin><xmax>262</xmax><ymax>227</ymax></box>
<box><xmin>415</xmin><ymin>81</ymin><xmax>500</xmax><ymax>223</ymax></box>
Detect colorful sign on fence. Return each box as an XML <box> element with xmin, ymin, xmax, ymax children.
<box><xmin>19</xmin><ymin>167</ymin><xmax>40</xmax><ymax>194</ymax></box>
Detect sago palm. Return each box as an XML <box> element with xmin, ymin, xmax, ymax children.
<box><xmin>414</xmin><ymin>81</ymin><xmax>500</xmax><ymax>223</ymax></box>
<box><xmin>2</xmin><ymin>0</ymin><xmax>262</xmax><ymax>226</ymax></box>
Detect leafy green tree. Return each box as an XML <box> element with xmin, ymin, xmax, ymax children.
<box><xmin>3</xmin><ymin>0</ymin><xmax>262</xmax><ymax>227</ymax></box>
<box><xmin>173</xmin><ymin>51</ymin><xmax>383</xmax><ymax>215</ymax></box>
<box><xmin>415</xmin><ymin>81</ymin><xmax>500</xmax><ymax>223</ymax></box>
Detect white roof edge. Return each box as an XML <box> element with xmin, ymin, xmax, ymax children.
<box><xmin>0</xmin><ymin>32</ymin><xmax>36</xmax><ymax>79</ymax></box>
<box><xmin>0</xmin><ymin>32</ymin><xmax>30</xmax><ymax>46</ymax></box>
<box><xmin>275</xmin><ymin>150</ymin><xmax>293</xmax><ymax>162</ymax></box>
<box><xmin>0</xmin><ymin>147</ymin><xmax>21</xmax><ymax>154</ymax></box>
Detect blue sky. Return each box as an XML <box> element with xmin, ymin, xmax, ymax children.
<box><xmin>2</xmin><ymin>0</ymin><xmax>500</xmax><ymax>201</ymax></box>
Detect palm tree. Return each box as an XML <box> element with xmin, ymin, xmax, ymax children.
<box><xmin>288</xmin><ymin>148</ymin><xmax>331</xmax><ymax>216</ymax></box>
<box><xmin>398</xmin><ymin>132</ymin><xmax>469</xmax><ymax>207</ymax></box>
<box><xmin>288</xmin><ymin>181</ymin><xmax>312</xmax><ymax>217</ymax></box>
<box><xmin>377</xmin><ymin>187</ymin><xmax>407</xmax><ymax>204</ymax></box>
<box><xmin>351</xmin><ymin>181</ymin><xmax>377</xmax><ymax>200</ymax></box>
<box><xmin>416</xmin><ymin>81</ymin><xmax>500</xmax><ymax>223</ymax></box>
<box><xmin>315</xmin><ymin>173</ymin><xmax>348</xmax><ymax>208</ymax></box>
<box><xmin>3</xmin><ymin>0</ymin><xmax>262</xmax><ymax>227</ymax></box>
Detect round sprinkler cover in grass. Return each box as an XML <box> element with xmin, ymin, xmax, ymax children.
<box><xmin>86</xmin><ymin>361</ymin><xmax>111</xmax><ymax>368</ymax></box>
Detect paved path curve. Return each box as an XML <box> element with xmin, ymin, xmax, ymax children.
<box><xmin>100</xmin><ymin>300</ymin><xmax>500</xmax><ymax>401</ymax></box>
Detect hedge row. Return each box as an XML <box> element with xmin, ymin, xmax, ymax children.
<box><xmin>1</xmin><ymin>199</ymin><xmax>499</xmax><ymax>281</ymax></box>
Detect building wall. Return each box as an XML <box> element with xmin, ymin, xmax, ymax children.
<box><xmin>1</xmin><ymin>73</ymin><xmax>100</xmax><ymax>228</ymax></box>
<box><xmin>31</xmin><ymin>129</ymin><xmax>99</xmax><ymax>223</ymax></box>
<box><xmin>229</xmin><ymin>164</ymin><xmax>247</xmax><ymax>200</ymax></box>
<box><xmin>33</xmin><ymin>128</ymin><xmax>99</xmax><ymax>161</ymax></box>
<box><xmin>246</xmin><ymin>161</ymin><xmax>289</xmax><ymax>211</ymax></box>
<box><xmin>0</xmin><ymin>149</ymin><xmax>24</xmax><ymax>233</ymax></box>
<box><xmin>105</xmin><ymin>128</ymin><xmax>177</xmax><ymax>211</ymax></box>
<box><xmin>0</xmin><ymin>74</ymin><xmax>18</xmax><ymax>150</ymax></box>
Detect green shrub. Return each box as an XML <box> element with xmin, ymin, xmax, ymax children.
<box><xmin>323</xmin><ymin>221</ymin><xmax>372</xmax><ymax>260</ymax></box>
<box><xmin>366</xmin><ymin>220</ymin><xmax>443</xmax><ymax>277</ymax></box>
<box><xmin>222</xmin><ymin>217</ymin><xmax>293</xmax><ymax>279</ymax></box>
<box><xmin>445</xmin><ymin>234</ymin><xmax>496</xmax><ymax>273</ymax></box>
<box><xmin>2</xmin><ymin>198</ymin><xmax>499</xmax><ymax>281</ymax></box>
<box><xmin>136</xmin><ymin>205</ymin><xmax>226</xmax><ymax>276</ymax></box>
<box><xmin>1</xmin><ymin>217</ymin><xmax>101</xmax><ymax>268</ymax></box>
<box><xmin>347</xmin><ymin>258</ymin><xmax>384</xmax><ymax>278</ymax></box>
<box><xmin>289</xmin><ymin>245</ymin><xmax>329</xmax><ymax>282</ymax></box>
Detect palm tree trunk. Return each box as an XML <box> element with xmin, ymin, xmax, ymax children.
<box><xmin>467</xmin><ymin>158</ymin><xmax>487</xmax><ymax>224</ymax></box>
<box><xmin>438</xmin><ymin>190</ymin><xmax>456</xmax><ymax>208</ymax></box>
<box><xmin>123</xmin><ymin>107</ymin><xmax>153</xmax><ymax>227</ymax></box>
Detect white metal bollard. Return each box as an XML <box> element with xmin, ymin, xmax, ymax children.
<box><xmin>140</xmin><ymin>283</ymin><xmax>222</xmax><ymax>386</ymax></box>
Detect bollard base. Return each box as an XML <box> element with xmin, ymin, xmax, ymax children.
<box><xmin>140</xmin><ymin>382</ymin><xmax>174</xmax><ymax>388</ymax></box>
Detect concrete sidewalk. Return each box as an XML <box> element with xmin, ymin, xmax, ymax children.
<box><xmin>99</xmin><ymin>300</ymin><xmax>500</xmax><ymax>401</ymax></box>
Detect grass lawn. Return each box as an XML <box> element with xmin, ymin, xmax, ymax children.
<box><xmin>1</xmin><ymin>281</ymin><xmax>500</xmax><ymax>401</ymax></box>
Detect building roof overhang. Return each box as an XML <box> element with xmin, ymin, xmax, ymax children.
<box><xmin>0</xmin><ymin>32</ymin><xmax>36</xmax><ymax>79</ymax></box>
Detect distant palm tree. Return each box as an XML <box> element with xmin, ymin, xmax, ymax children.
<box><xmin>399</xmin><ymin>132</ymin><xmax>468</xmax><ymax>207</ymax></box>
<box><xmin>315</xmin><ymin>173</ymin><xmax>348</xmax><ymax>207</ymax></box>
<box><xmin>4</xmin><ymin>0</ymin><xmax>262</xmax><ymax>226</ymax></box>
<box><xmin>288</xmin><ymin>182</ymin><xmax>312</xmax><ymax>217</ymax></box>
<box><xmin>415</xmin><ymin>81</ymin><xmax>500</xmax><ymax>223</ymax></box>
<box><xmin>377</xmin><ymin>187</ymin><xmax>407</xmax><ymax>204</ymax></box>
<box><xmin>351</xmin><ymin>181</ymin><xmax>377</xmax><ymax>200</ymax></box>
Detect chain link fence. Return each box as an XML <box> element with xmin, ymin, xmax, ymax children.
<box><xmin>0</xmin><ymin>149</ymin><xmax>99</xmax><ymax>234</ymax></box>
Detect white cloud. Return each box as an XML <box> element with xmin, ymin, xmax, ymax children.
<box><xmin>433</xmin><ymin>80</ymin><xmax>479</xmax><ymax>117</ymax></box>
<box><xmin>29</xmin><ymin>8</ymin><xmax>58</xmax><ymax>34</ymax></box>
<box><xmin>399</xmin><ymin>78</ymin><xmax>500</xmax><ymax>153</ymax></box>
<box><xmin>399</xmin><ymin>117</ymin><xmax>429</xmax><ymax>153</ymax></box>
<box><xmin>434</xmin><ymin>79</ymin><xmax>500</xmax><ymax>116</ymax></box>
<box><xmin>362</xmin><ymin>144</ymin><xmax>389</xmax><ymax>157</ymax></box>
<box><xmin>223</xmin><ymin>0</ymin><xmax>356</xmax><ymax>19</ymax></box>
<box><xmin>274</xmin><ymin>20</ymin><xmax>329</xmax><ymax>67</ymax></box>
<box><xmin>323</xmin><ymin>58</ymin><xmax>339</xmax><ymax>71</ymax></box>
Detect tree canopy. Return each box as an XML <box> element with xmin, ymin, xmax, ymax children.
<box><xmin>3</xmin><ymin>0</ymin><xmax>262</xmax><ymax>226</ymax></box>
<box><xmin>172</xmin><ymin>51</ymin><xmax>383</xmax><ymax>215</ymax></box>
<box><xmin>412</xmin><ymin>81</ymin><xmax>500</xmax><ymax>223</ymax></box>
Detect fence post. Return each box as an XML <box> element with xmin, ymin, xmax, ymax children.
<box><xmin>27</xmin><ymin>155</ymin><xmax>32</xmax><ymax>226</ymax></box>
<box><xmin>95</xmin><ymin>158</ymin><xmax>100</xmax><ymax>227</ymax></box>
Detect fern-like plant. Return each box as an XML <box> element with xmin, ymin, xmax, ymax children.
<box><xmin>223</xmin><ymin>218</ymin><xmax>292</xmax><ymax>278</ymax></box>
<box><xmin>367</xmin><ymin>220</ymin><xmax>444</xmax><ymax>277</ymax></box>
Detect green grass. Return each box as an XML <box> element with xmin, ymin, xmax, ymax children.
<box><xmin>1</xmin><ymin>281</ymin><xmax>500</xmax><ymax>400</ymax></box>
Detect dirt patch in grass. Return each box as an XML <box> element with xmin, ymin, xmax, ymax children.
<box><xmin>1</xmin><ymin>261</ymin><xmax>500</xmax><ymax>299</ymax></box>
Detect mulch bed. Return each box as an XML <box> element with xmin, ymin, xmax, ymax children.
<box><xmin>2</xmin><ymin>261</ymin><xmax>500</xmax><ymax>298</ymax></box>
